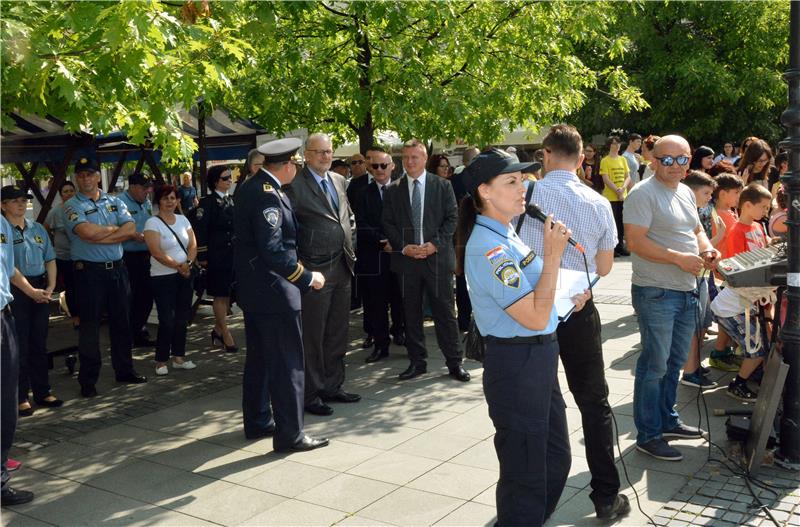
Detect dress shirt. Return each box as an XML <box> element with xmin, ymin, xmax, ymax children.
<box><xmin>309</xmin><ymin>168</ymin><xmax>340</xmax><ymax>212</ymax></box>
<box><xmin>406</xmin><ymin>171</ymin><xmax>426</xmax><ymax>244</ymax></box>
<box><xmin>519</xmin><ymin>169</ymin><xmax>617</xmax><ymax>273</ymax></box>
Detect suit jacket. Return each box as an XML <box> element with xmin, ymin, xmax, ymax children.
<box><xmin>346</xmin><ymin>174</ymin><xmax>370</xmax><ymax>219</ymax></box>
<box><xmin>381</xmin><ymin>172</ymin><xmax>457</xmax><ymax>274</ymax></box>
<box><xmin>284</xmin><ymin>166</ymin><xmax>355</xmax><ymax>274</ymax></box>
<box><xmin>355</xmin><ymin>180</ymin><xmax>391</xmax><ymax>276</ymax></box>
<box><xmin>232</xmin><ymin>170</ymin><xmax>312</xmax><ymax>314</ymax></box>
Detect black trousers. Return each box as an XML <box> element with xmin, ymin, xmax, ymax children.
<box><xmin>11</xmin><ymin>276</ymin><xmax>51</xmax><ymax>402</ymax></box>
<box><xmin>123</xmin><ymin>251</ymin><xmax>153</xmax><ymax>338</ymax></box>
<box><xmin>362</xmin><ymin>268</ymin><xmax>405</xmax><ymax>350</ymax></box>
<box><xmin>75</xmin><ymin>263</ymin><xmax>135</xmax><ymax>386</ymax></box>
<box><xmin>151</xmin><ymin>273</ymin><xmax>193</xmax><ymax>362</ymax></box>
<box><xmin>302</xmin><ymin>258</ymin><xmax>351</xmax><ymax>405</ymax></box>
<box><xmin>56</xmin><ymin>258</ymin><xmax>78</xmax><ymax>317</ymax></box>
<box><xmin>455</xmin><ymin>274</ymin><xmax>472</xmax><ymax>332</ymax></box>
<box><xmin>483</xmin><ymin>337</ymin><xmax>570</xmax><ymax>526</ymax></box>
<box><xmin>242</xmin><ymin>310</ymin><xmax>304</xmax><ymax>448</ymax></box>
<box><xmin>1</xmin><ymin>309</ymin><xmax>19</xmax><ymax>490</ymax></box>
<box><xmin>556</xmin><ymin>300</ymin><xmax>620</xmax><ymax>507</ymax></box>
<box><xmin>610</xmin><ymin>201</ymin><xmax>625</xmax><ymax>251</ymax></box>
<box><xmin>400</xmin><ymin>263</ymin><xmax>462</xmax><ymax>368</ymax></box>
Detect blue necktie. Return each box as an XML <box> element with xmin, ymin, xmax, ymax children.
<box><xmin>411</xmin><ymin>179</ymin><xmax>422</xmax><ymax>244</ymax></box>
<box><xmin>320</xmin><ymin>178</ymin><xmax>338</xmax><ymax>213</ymax></box>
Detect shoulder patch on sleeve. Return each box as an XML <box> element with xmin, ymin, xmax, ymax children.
<box><xmin>263</xmin><ymin>207</ymin><xmax>281</xmax><ymax>227</ymax></box>
<box><xmin>520</xmin><ymin>251</ymin><xmax>536</xmax><ymax>269</ymax></box>
<box><xmin>67</xmin><ymin>210</ymin><xmax>79</xmax><ymax>222</ymax></box>
<box><xmin>494</xmin><ymin>261</ymin><xmax>521</xmax><ymax>288</ymax></box>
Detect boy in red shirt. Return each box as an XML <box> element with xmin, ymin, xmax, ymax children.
<box><xmin>711</xmin><ymin>183</ymin><xmax>772</xmax><ymax>401</ymax></box>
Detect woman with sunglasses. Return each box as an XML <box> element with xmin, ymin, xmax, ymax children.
<box><xmin>456</xmin><ymin>149</ymin><xmax>588</xmax><ymax>526</ymax></box>
<box><xmin>193</xmin><ymin>165</ymin><xmax>237</xmax><ymax>352</ymax></box>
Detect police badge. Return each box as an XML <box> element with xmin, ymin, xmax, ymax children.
<box><xmin>263</xmin><ymin>207</ymin><xmax>281</xmax><ymax>227</ymax></box>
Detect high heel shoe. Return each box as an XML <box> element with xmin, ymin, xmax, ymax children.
<box><xmin>211</xmin><ymin>329</ymin><xmax>223</xmax><ymax>347</ymax></box>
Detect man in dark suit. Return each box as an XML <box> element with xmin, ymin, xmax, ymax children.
<box><xmin>382</xmin><ymin>139</ymin><xmax>469</xmax><ymax>382</ymax></box>
<box><xmin>450</xmin><ymin>147</ymin><xmax>480</xmax><ymax>332</ymax></box>
<box><xmin>285</xmin><ymin>133</ymin><xmax>361</xmax><ymax>416</ymax></box>
<box><xmin>346</xmin><ymin>152</ymin><xmax>372</xmax><ymax>347</ymax></box>
<box><xmin>355</xmin><ymin>151</ymin><xmax>405</xmax><ymax>363</ymax></box>
<box><xmin>233</xmin><ymin>137</ymin><xmax>328</xmax><ymax>452</ymax></box>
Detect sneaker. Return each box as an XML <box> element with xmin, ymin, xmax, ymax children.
<box><xmin>662</xmin><ymin>423</ymin><xmax>707</xmax><ymax>440</ymax></box>
<box><xmin>636</xmin><ymin>438</ymin><xmax>683</xmax><ymax>461</ymax></box>
<box><xmin>1</xmin><ymin>486</ymin><xmax>34</xmax><ymax>506</ymax></box>
<box><xmin>709</xmin><ymin>355</ymin><xmax>740</xmax><ymax>372</ymax></box>
<box><xmin>596</xmin><ymin>494</ymin><xmax>631</xmax><ymax>520</ymax></box>
<box><xmin>699</xmin><ymin>365</ymin><xmax>711</xmax><ymax>376</ymax></box>
<box><xmin>171</xmin><ymin>360</ymin><xmax>196</xmax><ymax>370</ymax></box>
<box><xmin>6</xmin><ymin>459</ymin><xmax>21</xmax><ymax>472</ymax></box>
<box><xmin>155</xmin><ymin>365</ymin><xmax>169</xmax><ymax>376</ymax></box>
<box><xmin>680</xmin><ymin>372</ymin><xmax>718</xmax><ymax>390</ymax></box>
<box><xmin>727</xmin><ymin>381</ymin><xmax>757</xmax><ymax>402</ymax></box>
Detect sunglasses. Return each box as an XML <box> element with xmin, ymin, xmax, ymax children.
<box><xmin>371</xmin><ymin>163</ymin><xmax>389</xmax><ymax>169</ymax></box>
<box><xmin>220</xmin><ymin>175</ymin><xmax>232</xmax><ymax>181</ymax></box>
<box><xmin>350</xmin><ymin>160</ymin><xmax>364</xmax><ymax>166</ymax></box>
<box><xmin>655</xmin><ymin>155</ymin><xmax>690</xmax><ymax>167</ymax></box>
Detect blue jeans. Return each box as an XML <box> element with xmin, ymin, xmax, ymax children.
<box><xmin>631</xmin><ymin>285</ymin><xmax>698</xmax><ymax>445</ymax></box>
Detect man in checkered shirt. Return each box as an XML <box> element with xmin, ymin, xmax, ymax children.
<box><xmin>519</xmin><ymin>124</ymin><xmax>629</xmax><ymax>521</ymax></box>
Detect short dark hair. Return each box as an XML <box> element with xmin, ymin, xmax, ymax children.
<box><xmin>542</xmin><ymin>124</ymin><xmax>583</xmax><ymax>159</ymax></box>
<box><xmin>206</xmin><ymin>165</ymin><xmax>230</xmax><ymax>191</ymax></box>
<box><xmin>712</xmin><ymin>173</ymin><xmax>744</xmax><ymax>198</ymax></box>
<box><xmin>775</xmin><ymin>151</ymin><xmax>788</xmax><ymax>167</ymax></box>
<box><xmin>683</xmin><ymin>170</ymin><xmax>716</xmax><ymax>191</ymax></box>
<box><xmin>367</xmin><ymin>145</ymin><xmax>386</xmax><ymax>154</ymax></box>
<box><xmin>627</xmin><ymin>133</ymin><xmax>642</xmax><ymax>142</ymax></box>
<box><xmin>605</xmin><ymin>135</ymin><xmax>621</xmax><ymax>148</ymax></box>
<box><xmin>154</xmin><ymin>184</ymin><xmax>177</xmax><ymax>204</ymax></box>
<box><xmin>59</xmin><ymin>180</ymin><xmax>76</xmax><ymax>195</ymax></box>
<box><xmin>738</xmin><ymin>183</ymin><xmax>771</xmax><ymax>208</ymax></box>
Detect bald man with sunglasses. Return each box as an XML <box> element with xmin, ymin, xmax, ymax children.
<box><xmin>623</xmin><ymin>135</ymin><xmax>720</xmax><ymax>462</ymax></box>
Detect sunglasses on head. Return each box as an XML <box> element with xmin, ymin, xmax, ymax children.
<box><xmin>655</xmin><ymin>155</ymin><xmax>690</xmax><ymax>167</ymax></box>
<box><xmin>371</xmin><ymin>163</ymin><xmax>389</xmax><ymax>169</ymax></box>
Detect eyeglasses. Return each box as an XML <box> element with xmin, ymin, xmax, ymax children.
<box><xmin>350</xmin><ymin>159</ymin><xmax>364</xmax><ymax>166</ymax></box>
<box><xmin>307</xmin><ymin>149</ymin><xmax>333</xmax><ymax>156</ymax></box>
<box><xmin>371</xmin><ymin>163</ymin><xmax>389</xmax><ymax>169</ymax></box>
<box><xmin>220</xmin><ymin>175</ymin><xmax>232</xmax><ymax>181</ymax></box>
<box><xmin>655</xmin><ymin>155</ymin><xmax>690</xmax><ymax>167</ymax></box>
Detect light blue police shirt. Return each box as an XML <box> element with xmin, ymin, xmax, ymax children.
<box><xmin>11</xmin><ymin>218</ymin><xmax>55</xmax><ymax>276</ymax></box>
<box><xmin>0</xmin><ymin>216</ymin><xmax>15</xmax><ymax>309</ymax></box>
<box><xmin>118</xmin><ymin>191</ymin><xmax>152</xmax><ymax>252</ymax></box>
<box><xmin>64</xmin><ymin>191</ymin><xmax>134</xmax><ymax>262</ymax></box>
<box><xmin>465</xmin><ymin>214</ymin><xmax>559</xmax><ymax>338</ymax></box>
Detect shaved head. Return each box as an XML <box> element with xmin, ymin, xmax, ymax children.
<box><xmin>653</xmin><ymin>135</ymin><xmax>690</xmax><ymax>157</ymax></box>
<box><xmin>652</xmin><ymin>134</ymin><xmax>692</xmax><ymax>188</ymax></box>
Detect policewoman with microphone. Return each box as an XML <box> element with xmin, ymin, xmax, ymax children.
<box><xmin>456</xmin><ymin>148</ymin><xmax>589</xmax><ymax>526</ymax></box>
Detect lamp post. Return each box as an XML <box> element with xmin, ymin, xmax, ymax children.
<box><xmin>777</xmin><ymin>0</ymin><xmax>800</xmax><ymax>470</ymax></box>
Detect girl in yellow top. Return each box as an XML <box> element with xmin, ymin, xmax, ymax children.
<box><xmin>600</xmin><ymin>135</ymin><xmax>630</xmax><ymax>255</ymax></box>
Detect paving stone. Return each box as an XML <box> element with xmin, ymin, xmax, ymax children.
<box><xmin>721</xmin><ymin>511</ymin><xmax>744</xmax><ymax>524</ymax></box>
<box><xmin>715</xmin><ymin>490</ymin><xmax>737</xmax><ymax>501</ymax></box>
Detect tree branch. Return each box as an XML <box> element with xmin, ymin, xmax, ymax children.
<box><xmin>321</xmin><ymin>2</ymin><xmax>356</xmax><ymax>20</ymax></box>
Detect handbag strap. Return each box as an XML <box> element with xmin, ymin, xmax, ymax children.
<box><xmin>515</xmin><ymin>179</ymin><xmax>536</xmax><ymax>234</ymax></box>
<box><xmin>156</xmin><ymin>215</ymin><xmax>189</xmax><ymax>257</ymax></box>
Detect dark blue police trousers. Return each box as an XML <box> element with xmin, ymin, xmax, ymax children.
<box><xmin>482</xmin><ymin>337</ymin><xmax>570</xmax><ymax>527</ymax></box>
<box><xmin>1</xmin><ymin>309</ymin><xmax>19</xmax><ymax>490</ymax></box>
<box><xmin>242</xmin><ymin>310</ymin><xmax>304</xmax><ymax>449</ymax></box>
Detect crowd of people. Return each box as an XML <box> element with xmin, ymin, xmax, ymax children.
<box><xmin>0</xmin><ymin>125</ymin><xmax>791</xmax><ymax>525</ymax></box>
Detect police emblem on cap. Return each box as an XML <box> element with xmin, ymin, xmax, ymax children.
<box><xmin>263</xmin><ymin>207</ymin><xmax>281</xmax><ymax>227</ymax></box>
<box><xmin>80</xmin><ymin>158</ymin><xmax>87</xmax><ymax>163</ymax></box>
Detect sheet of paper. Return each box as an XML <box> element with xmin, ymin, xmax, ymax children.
<box><xmin>555</xmin><ymin>268</ymin><xmax>599</xmax><ymax>320</ymax></box>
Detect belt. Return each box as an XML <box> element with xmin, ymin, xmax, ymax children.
<box><xmin>75</xmin><ymin>259</ymin><xmax>123</xmax><ymax>271</ymax></box>
<box><xmin>485</xmin><ymin>332</ymin><xmax>558</xmax><ymax>345</ymax></box>
<box><xmin>24</xmin><ymin>274</ymin><xmax>47</xmax><ymax>286</ymax></box>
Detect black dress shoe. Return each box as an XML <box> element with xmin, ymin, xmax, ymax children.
<box><xmin>361</xmin><ymin>335</ymin><xmax>374</xmax><ymax>349</ymax></box>
<box><xmin>365</xmin><ymin>347</ymin><xmax>389</xmax><ymax>363</ymax></box>
<box><xmin>305</xmin><ymin>402</ymin><xmax>334</xmax><ymax>416</ymax></box>
<box><xmin>596</xmin><ymin>494</ymin><xmax>631</xmax><ymax>520</ymax></box>
<box><xmin>1</xmin><ymin>486</ymin><xmax>34</xmax><ymax>506</ymax></box>
<box><xmin>80</xmin><ymin>384</ymin><xmax>98</xmax><ymax>397</ymax></box>
<box><xmin>448</xmin><ymin>365</ymin><xmax>471</xmax><ymax>382</ymax></box>
<box><xmin>398</xmin><ymin>363</ymin><xmax>427</xmax><ymax>380</ymax></box>
<box><xmin>245</xmin><ymin>425</ymin><xmax>277</xmax><ymax>440</ymax></box>
<box><xmin>275</xmin><ymin>435</ymin><xmax>329</xmax><ymax>452</ymax></box>
<box><xmin>115</xmin><ymin>372</ymin><xmax>148</xmax><ymax>384</ymax></box>
<box><xmin>34</xmin><ymin>395</ymin><xmax>64</xmax><ymax>408</ymax></box>
<box><xmin>323</xmin><ymin>390</ymin><xmax>361</xmax><ymax>403</ymax></box>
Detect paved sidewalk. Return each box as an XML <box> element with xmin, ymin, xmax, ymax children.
<box><xmin>2</xmin><ymin>260</ymin><xmax>798</xmax><ymax>526</ymax></box>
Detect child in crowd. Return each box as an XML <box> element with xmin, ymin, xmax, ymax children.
<box><xmin>681</xmin><ymin>172</ymin><xmax>726</xmax><ymax>389</ymax></box>
<box><xmin>769</xmin><ymin>185</ymin><xmax>788</xmax><ymax>240</ymax></box>
<box><xmin>711</xmin><ymin>184</ymin><xmax>773</xmax><ymax>402</ymax></box>
<box><xmin>708</xmin><ymin>173</ymin><xmax>745</xmax><ymax>372</ymax></box>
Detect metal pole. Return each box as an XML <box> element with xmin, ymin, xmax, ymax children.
<box><xmin>777</xmin><ymin>0</ymin><xmax>800</xmax><ymax>470</ymax></box>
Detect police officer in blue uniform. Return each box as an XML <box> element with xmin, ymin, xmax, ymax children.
<box><xmin>233</xmin><ymin>138</ymin><xmax>329</xmax><ymax>452</ymax></box>
<box><xmin>64</xmin><ymin>158</ymin><xmax>147</xmax><ymax>397</ymax></box>
<box><xmin>1</xmin><ymin>186</ymin><xmax>62</xmax><ymax>416</ymax></box>
<box><xmin>457</xmin><ymin>149</ymin><xmax>590</xmax><ymax>526</ymax></box>
<box><xmin>1</xmin><ymin>214</ymin><xmax>44</xmax><ymax>506</ymax></box>
<box><xmin>118</xmin><ymin>172</ymin><xmax>155</xmax><ymax>347</ymax></box>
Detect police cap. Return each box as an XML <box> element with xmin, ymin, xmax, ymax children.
<box><xmin>463</xmin><ymin>148</ymin><xmax>540</xmax><ymax>196</ymax></box>
<box><xmin>128</xmin><ymin>172</ymin><xmax>154</xmax><ymax>187</ymax></box>
<box><xmin>258</xmin><ymin>138</ymin><xmax>303</xmax><ymax>164</ymax></box>
<box><xmin>74</xmin><ymin>157</ymin><xmax>99</xmax><ymax>174</ymax></box>
<box><xmin>1</xmin><ymin>185</ymin><xmax>34</xmax><ymax>201</ymax></box>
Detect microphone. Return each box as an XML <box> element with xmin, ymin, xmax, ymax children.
<box><xmin>525</xmin><ymin>204</ymin><xmax>585</xmax><ymax>254</ymax></box>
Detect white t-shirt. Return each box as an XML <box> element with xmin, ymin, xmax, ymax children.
<box><xmin>144</xmin><ymin>215</ymin><xmax>193</xmax><ymax>276</ymax></box>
